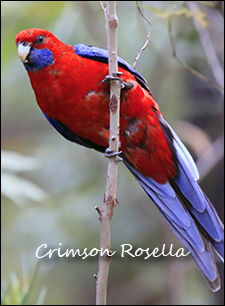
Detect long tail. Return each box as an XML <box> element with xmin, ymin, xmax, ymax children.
<box><xmin>123</xmin><ymin>117</ymin><xmax>224</xmax><ymax>292</ymax></box>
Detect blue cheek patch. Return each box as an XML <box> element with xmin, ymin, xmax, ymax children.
<box><xmin>24</xmin><ymin>48</ymin><xmax>54</xmax><ymax>71</ymax></box>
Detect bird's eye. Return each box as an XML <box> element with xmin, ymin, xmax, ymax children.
<box><xmin>22</xmin><ymin>41</ymin><xmax>28</xmax><ymax>47</ymax></box>
<box><xmin>35</xmin><ymin>35</ymin><xmax>45</xmax><ymax>44</ymax></box>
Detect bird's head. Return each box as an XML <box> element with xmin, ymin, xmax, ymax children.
<box><xmin>15</xmin><ymin>28</ymin><xmax>63</xmax><ymax>71</ymax></box>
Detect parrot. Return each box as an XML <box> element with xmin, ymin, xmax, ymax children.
<box><xmin>15</xmin><ymin>28</ymin><xmax>224</xmax><ymax>291</ymax></box>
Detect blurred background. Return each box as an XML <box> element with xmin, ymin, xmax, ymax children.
<box><xmin>1</xmin><ymin>1</ymin><xmax>224</xmax><ymax>305</ymax></box>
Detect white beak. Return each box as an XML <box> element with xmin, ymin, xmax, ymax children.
<box><xmin>18</xmin><ymin>42</ymin><xmax>31</xmax><ymax>63</ymax></box>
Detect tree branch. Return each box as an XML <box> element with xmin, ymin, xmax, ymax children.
<box><xmin>133</xmin><ymin>1</ymin><xmax>152</xmax><ymax>69</ymax></box>
<box><xmin>95</xmin><ymin>2</ymin><xmax>121</xmax><ymax>305</ymax></box>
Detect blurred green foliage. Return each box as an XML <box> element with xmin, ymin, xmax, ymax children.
<box><xmin>1</xmin><ymin>1</ymin><xmax>224</xmax><ymax>305</ymax></box>
<box><xmin>1</xmin><ymin>256</ymin><xmax>47</xmax><ymax>305</ymax></box>
<box><xmin>1</xmin><ymin>260</ymin><xmax>46</xmax><ymax>305</ymax></box>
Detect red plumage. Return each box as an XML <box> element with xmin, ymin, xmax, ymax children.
<box><xmin>15</xmin><ymin>28</ymin><xmax>176</xmax><ymax>183</ymax></box>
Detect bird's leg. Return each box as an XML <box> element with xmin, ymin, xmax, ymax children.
<box><xmin>104</xmin><ymin>148</ymin><xmax>123</xmax><ymax>162</ymax></box>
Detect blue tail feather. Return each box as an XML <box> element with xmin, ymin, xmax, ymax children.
<box><xmin>123</xmin><ymin>117</ymin><xmax>224</xmax><ymax>291</ymax></box>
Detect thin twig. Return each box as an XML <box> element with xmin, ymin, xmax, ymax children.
<box><xmin>168</xmin><ymin>19</ymin><xmax>224</xmax><ymax>94</ymax></box>
<box><xmin>133</xmin><ymin>2</ymin><xmax>152</xmax><ymax>69</ymax></box>
<box><xmin>96</xmin><ymin>1</ymin><xmax>121</xmax><ymax>305</ymax></box>
<box><xmin>99</xmin><ymin>1</ymin><xmax>107</xmax><ymax>18</ymax></box>
<box><xmin>188</xmin><ymin>2</ymin><xmax>224</xmax><ymax>90</ymax></box>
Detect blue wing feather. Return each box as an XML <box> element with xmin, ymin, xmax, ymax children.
<box><xmin>163</xmin><ymin>118</ymin><xmax>200</xmax><ymax>181</ymax></box>
<box><xmin>124</xmin><ymin>161</ymin><xmax>205</xmax><ymax>252</ymax></box>
<box><xmin>176</xmin><ymin>159</ymin><xmax>223</xmax><ymax>241</ymax></box>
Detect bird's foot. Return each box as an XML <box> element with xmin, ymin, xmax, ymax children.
<box><xmin>102</xmin><ymin>73</ymin><xmax>134</xmax><ymax>90</ymax></box>
<box><xmin>102</xmin><ymin>73</ymin><xmax>122</xmax><ymax>86</ymax></box>
<box><xmin>104</xmin><ymin>148</ymin><xmax>123</xmax><ymax>162</ymax></box>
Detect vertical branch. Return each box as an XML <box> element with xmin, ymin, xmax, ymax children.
<box><xmin>95</xmin><ymin>1</ymin><xmax>121</xmax><ymax>305</ymax></box>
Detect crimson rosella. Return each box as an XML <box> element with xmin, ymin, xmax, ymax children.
<box><xmin>15</xmin><ymin>28</ymin><xmax>224</xmax><ymax>291</ymax></box>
